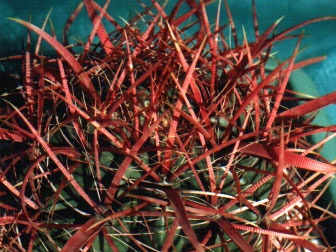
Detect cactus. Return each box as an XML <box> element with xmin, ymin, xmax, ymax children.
<box><xmin>1</xmin><ymin>1</ymin><xmax>336</xmax><ymax>251</ymax></box>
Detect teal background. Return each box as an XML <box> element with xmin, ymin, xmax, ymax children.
<box><xmin>2</xmin><ymin>1</ymin><xmax>336</xmax><ymax>79</ymax></box>
<box><xmin>1</xmin><ymin>1</ymin><xmax>336</xmax><ymax>101</ymax></box>
<box><xmin>1</xmin><ymin>0</ymin><xmax>336</xmax><ymax>242</ymax></box>
<box><xmin>2</xmin><ymin>1</ymin><xmax>336</xmax><ymax>63</ymax></box>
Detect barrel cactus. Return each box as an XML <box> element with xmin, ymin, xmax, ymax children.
<box><xmin>1</xmin><ymin>0</ymin><xmax>335</xmax><ymax>251</ymax></box>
